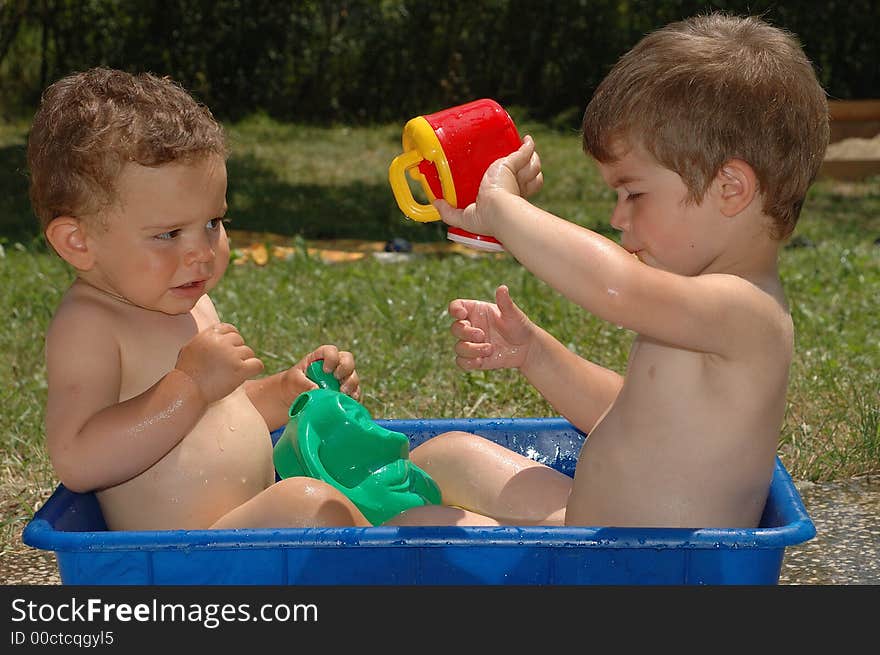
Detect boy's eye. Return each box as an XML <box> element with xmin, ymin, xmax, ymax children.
<box><xmin>626</xmin><ymin>192</ymin><xmax>643</xmax><ymax>201</ymax></box>
<box><xmin>207</xmin><ymin>218</ymin><xmax>225</xmax><ymax>230</ymax></box>
<box><xmin>154</xmin><ymin>229</ymin><xmax>180</xmax><ymax>240</ymax></box>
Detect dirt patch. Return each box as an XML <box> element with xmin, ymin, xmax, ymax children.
<box><xmin>821</xmin><ymin>133</ymin><xmax>880</xmax><ymax>180</ymax></box>
<box><xmin>0</xmin><ymin>530</ymin><xmax>60</xmax><ymax>584</ymax></box>
<box><xmin>825</xmin><ymin>134</ymin><xmax>880</xmax><ymax>160</ymax></box>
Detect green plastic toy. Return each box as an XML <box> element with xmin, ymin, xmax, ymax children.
<box><xmin>273</xmin><ymin>360</ymin><xmax>442</xmax><ymax>525</ymax></box>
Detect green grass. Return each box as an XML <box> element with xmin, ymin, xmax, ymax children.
<box><xmin>1</xmin><ymin>116</ymin><xmax>878</xmax><ymax>550</ymax></box>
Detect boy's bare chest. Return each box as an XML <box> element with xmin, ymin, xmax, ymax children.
<box><xmin>610</xmin><ymin>337</ymin><xmax>749</xmax><ymax>434</ymax></box>
<box><xmin>624</xmin><ymin>337</ymin><xmax>720</xmax><ymax>394</ymax></box>
<box><xmin>115</xmin><ymin>311</ymin><xmax>209</xmax><ymax>401</ymax></box>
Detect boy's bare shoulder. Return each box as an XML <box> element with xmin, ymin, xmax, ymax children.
<box><xmin>50</xmin><ymin>282</ymin><xmax>116</xmax><ymax>323</ymax></box>
<box><xmin>707</xmin><ymin>272</ymin><xmax>790</xmax><ymax>320</ymax></box>
<box><xmin>634</xmin><ymin>268</ymin><xmax>792</xmax><ymax>363</ymax></box>
<box><xmin>46</xmin><ymin>283</ymin><xmax>131</xmax><ymax>353</ymax></box>
<box><xmin>699</xmin><ymin>271</ymin><xmax>793</xmax><ymax>354</ymax></box>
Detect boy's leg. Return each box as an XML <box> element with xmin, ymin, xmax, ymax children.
<box><xmin>384</xmin><ymin>504</ymin><xmax>502</xmax><ymax>526</ymax></box>
<box><xmin>210</xmin><ymin>477</ymin><xmax>372</xmax><ymax>529</ymax></box>
<box><xmin>408</xmin><ymin>431</ymin><xmax>572</xmax><ymax>526</ymax></box>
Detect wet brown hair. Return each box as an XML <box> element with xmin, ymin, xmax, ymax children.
<box><xmin>582</xmin><ymin>12</ymin><xmax>829</xmax><ymax>239</ymax></box>
<box><xmin>27</xmin><ymin>67</ymin><xmax>227</xmax><ymax>232</ymax></box>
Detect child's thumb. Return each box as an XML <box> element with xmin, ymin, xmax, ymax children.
<box><xmin>433</xmin><ymin>198</ymin><xmax>461</xmax><ymax>226</ymax></box>
<box><xmin>504</xmin><ymin>135</ymin><xmax>535</xmax><ymax>170</ymax></box>
<box><xmin>495</xmin><ymin>284</ymin><xmax>521</xmax><ymax>318</ymax></box>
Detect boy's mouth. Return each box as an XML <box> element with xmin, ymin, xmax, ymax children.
<box><xmin>171</xmin><ymin>279</ymin><xmax>208</xmax><ymax>295</ymax></box>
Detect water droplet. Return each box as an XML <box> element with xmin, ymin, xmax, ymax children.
<box><xmin>228</xmin><ymin>425</ymin><xmax>236</xmax><ymax>432</ymax></box>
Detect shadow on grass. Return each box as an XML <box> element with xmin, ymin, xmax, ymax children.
<box><xmin>0</xmin><ymin>144</ymin><xmax>450</xmax><ymax>245</ymax></box>
<box><xmin>15</xmin><ymin>140</ymin><xmax>870</xmax><ymax>247</ymax></box>
<box><xmin>227</xmin><ymin>152</ymin><xmax>448</xmax><ymax>243</ymax></box>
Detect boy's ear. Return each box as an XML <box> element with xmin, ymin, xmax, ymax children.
<box><xmin>45</xmin><ymin>216</ymin><xmax>96</xmax><ymax>271</ymax></box>
<box><xmin>716</xmin><ymin>158</ymin><xmax>757</xmax><ymax>217</ymax></box>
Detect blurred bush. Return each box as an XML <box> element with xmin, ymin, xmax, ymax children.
<box><xmin>1</xmin><ymin>0</ymin><xmax>877</xmax><ymax>126</ymax></box>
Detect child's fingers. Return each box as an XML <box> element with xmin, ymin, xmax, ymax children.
<box><xmin>334</xmin><ymin>350</ymin><xmax>356</xmax><ymax>378</ymax></box>
<box><xmin>213</xmin><ymin>322</ymin><xmax>239</xmax><ymax>335</ymax></box>
<box><xmin>450</xmin><ymin>320</ymin><xmax>485</xmax><ymax>342</ymax></box>
<box><xmin>310</xmin><ymin>345</ymin><xmax>339</xmax><ymax>372</ymax></box>
<box><xmin>448</xmin><ymin>299</ymin><xmax>466</xmax><ymax>319</ymax></box>
<box><xmin>339</xmin><ymin>368</ymin><xmax>360</xmax><ymax>399</ymax></box>
<box><xmin>448</xmin><ymin>298</ymin><xmax>479</xmax><ymax>320</ymax></box>
<box><xmin>455</xmin><ymin>340</ymin><xmax>492</xmax><ymax>359</ymax></box>
<box><xmin>517</xmin><ymin>150</ymin><xmax>544</xmax><ymax>198</ymax></box>
<box><xmin>234</xmin><ymin>343</ymin><xmax>257</xmax><ymax>360</ymax></box>
<box><xmin>223</xmin><ymin>330</ymin><xmax>247</xmax><ymax>348</ymax></box>
<box><xmin>241</xmin><ymin>356</ymin><xmax>265</xmax><ymax>378</ymax></box>
<box><xmin>515</xmin><ymin>149</ymin><xmax>542</xmax><ymax>183</ymax></box>
<box><xmin>521</xmin><ymin>171</ymin><xmax>544</xmax><ymax>198</ymax></box>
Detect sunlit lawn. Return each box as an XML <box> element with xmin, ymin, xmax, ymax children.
<box><xmin>1</xmin><ymin>116</ymin><xmax>878</xmax><ymax>549</ymax></box>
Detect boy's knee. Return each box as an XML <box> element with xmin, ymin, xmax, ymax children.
<box><xmin>410</xmin><ymin>431</ymin><xmax>494</xmax><ymax>471</ymax></box>
<box><xmin>273</xmin><ymin>476</ymin><xmax>340</xmax><ymax>504</ymax></box>
<box><xmin>384</xmin><ymin>504</ymin><xmax>500</xmax><ymax>527</ymax></box>
<box><xmin>272</xmin><ymin>477</ymin><xmax>367</xmax><ymax>526</ymax></box>
<box><xmin>273</xmin><ymin>475</ymin><xmax>319</xmax><ymax>496</ymax></box>
<box><xmin>413</xmin><ymin>430</ymin><xmax>488</xmax><ymax>457</ymax></box>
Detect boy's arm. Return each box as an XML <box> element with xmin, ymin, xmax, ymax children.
<box><xmin>243</xmin><ymin>371</ymin><xmax>301</xmax><ymax>433</ymax></box>
<box><xmin>45</xmin><ymin>312</ymin><xmax>204</xmax><ymax>493</ymax></box>
<box><xmin>45</xmin><ymin>308</ymin><xmax>262</xmax><ymax>493</ymax></box>
<box><xmin>519</xmin><ymin>323</ymin><xmax>623</xmax><ymax>433</ymax></box>
<box><xmin>486</xmin><ymin>194</ymin><xmax>776</xmax><ymax>357</ymax></box>
<box><xmin>450</xmin><ymin>285</ymin><xmax>622</xmax><ymax>433</ymax></box>
<box><xmin>438</xmin><ymin>139</ymin><xmax>782</xmax><ymax>358</ymax></box>
<box><xmin>244</xmin><ymin>345</ymin><xmax>360</xmax><ymax>432</ymax></box>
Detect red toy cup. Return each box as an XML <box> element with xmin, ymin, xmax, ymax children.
<box><xmin>388</xmin><ymin>98</ymin><xmax>522</xmax><ymax>251</ymax></box>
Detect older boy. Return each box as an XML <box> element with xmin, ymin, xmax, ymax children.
<box><xmin>394</xmin><ymin>12</ymin><xmax>829</xmax><ymax>528</ymax></box>
<box><xmin>28</xmin><ymin>68</ymin><xmax>372</xmax><ymax>529</ymax></box>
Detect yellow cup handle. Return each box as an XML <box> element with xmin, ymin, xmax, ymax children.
<box><xmin>389</xmin><ymin>150</ymin><xmax>442</xmax><ymax>223</ymax></box>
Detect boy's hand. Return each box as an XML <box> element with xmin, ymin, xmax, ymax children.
<box><xmin>175</xmin><ymin>323</ymin><xmax>264</xmax><ymax>404</ymax></box>
<box><xmin>448</xmin><ymin>285</ymin><xmax>535</xmax><ymax>371</ymax></box>
<box><xmin>283</xmin><ymin>345</ymin><xmax>361</xmax><ymax>401</ymax></box>
<box><xmin>435</xmin><ymin>135</ymin><xmax>543</xmax><ymax>238</ymax></box>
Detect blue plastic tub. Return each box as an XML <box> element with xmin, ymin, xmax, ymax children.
<box><xmin>22</xmin><ymin>418</ymin><xmax>815</xmax><ymax>585</ymax></box>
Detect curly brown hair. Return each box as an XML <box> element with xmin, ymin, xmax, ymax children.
<box><xmin>582</xmin><ymin>13</ymin><xmax>829</xmax><ymax>240</ymax></box>
<box><xmin>27</xmin><ymin>67</ymin><xmax>227</xmax><ymax>232</ymax></box>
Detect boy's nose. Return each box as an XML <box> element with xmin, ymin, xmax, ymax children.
<box><xmin>609</xmin><ymin>204</ymin><xmax>630</xmax><ymax>232</ymax></box>
<box><xmin>184</xmin><ymin>237</ymin><xmax>215</xmax><ymax>265</ymax></box>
